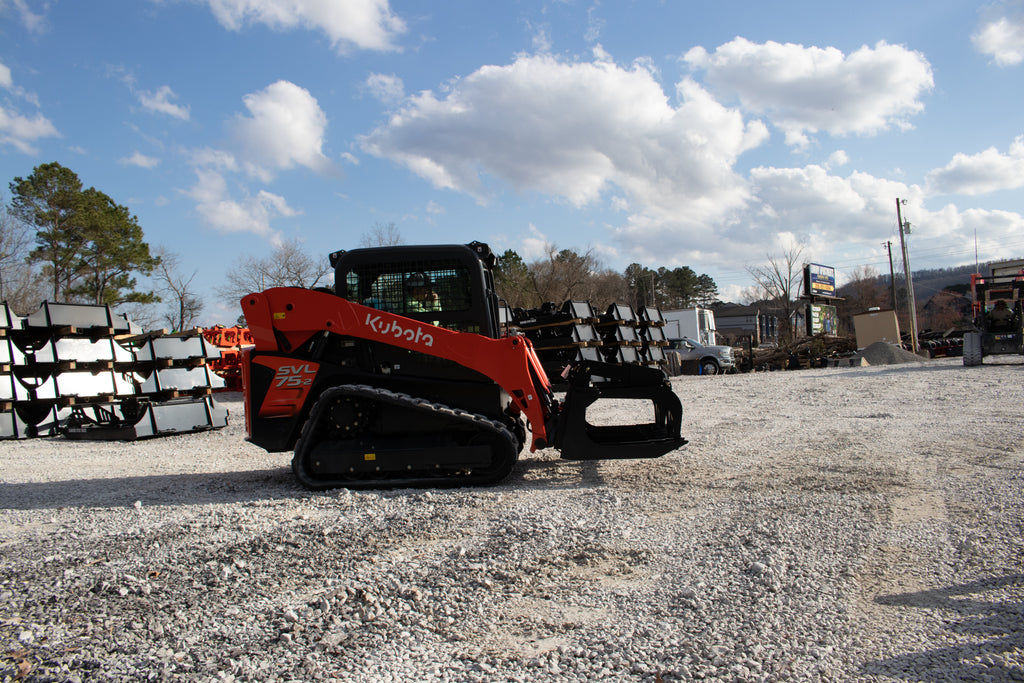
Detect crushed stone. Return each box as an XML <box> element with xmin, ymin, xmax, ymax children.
<box><xmin>2</xmin><ymin>359</ymin><xmax>1022</xmax><ymax>682</ymax></box>
<box><xmin>858</xmin><ymin>340</ymin><xmax>927</xmax><ymax>365</ymax></box>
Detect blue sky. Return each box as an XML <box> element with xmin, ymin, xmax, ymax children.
<box><xmin>2</xmin><ymin>0</ymin><xmax>1024</xmax><ymax>325</ymax></box>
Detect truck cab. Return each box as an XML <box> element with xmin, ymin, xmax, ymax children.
<box><xmin>666</xmin><ymin>337</ymin><xmax>736</xmax><ymax>375</ymax></box>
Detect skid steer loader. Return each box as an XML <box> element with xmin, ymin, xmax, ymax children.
<box><xmin>241</xmin><ymin>241</ymin><xmax>684</xmax><ymax>489</ymax></box>
<box><xmin>963</xmin><ymin>272</ymin><xmax>1024</xmax><ymax>366</ymax></box>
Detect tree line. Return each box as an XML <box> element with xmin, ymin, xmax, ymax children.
<box><xmin>217</xmin><ymin>226</ymin><xmax>723</xmax><ymax>318</ymax></box>
<box><xmin>494</xmin><ymin>246</ymin><xmax>719</xmax><ymax>314</ymax></box>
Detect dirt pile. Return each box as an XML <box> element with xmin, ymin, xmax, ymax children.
<box><xmin>858</xmin><ymin>341</ymin><xmax>926</xmax><ymax>365</ymax></box>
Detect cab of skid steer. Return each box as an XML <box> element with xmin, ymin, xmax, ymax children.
<box><xmin>329</xmin><ymin>241</ymin><xmax>501</xmax><ymax>338</ymax></box>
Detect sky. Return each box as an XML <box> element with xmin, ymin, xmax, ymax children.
<box><xmin>2</xmin><ymin>0</ymin><xmax>1024</xmax><ymax>326</ymax></box>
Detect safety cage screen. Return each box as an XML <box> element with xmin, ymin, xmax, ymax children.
<box><xmin>339</xmin><ymin>258</ymin><xmax>480</xmax><ymax>328</ymax></box>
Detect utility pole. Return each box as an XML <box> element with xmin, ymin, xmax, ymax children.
<box><xmin>895</xmin><ymin>198</ymin><xmax>920</xmax><ymax>353</ymax></box>
<box><xmin>883</xmin><ymin>241</ymin><xmax>897</xmax><ymax>311</ymax></box>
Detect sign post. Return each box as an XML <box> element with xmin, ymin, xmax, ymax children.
<box><xmin>802</xmin><ymin>263</ymin><xmax>840</xmax><ymax>337</ymax></box>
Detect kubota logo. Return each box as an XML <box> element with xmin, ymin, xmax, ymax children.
<box><xmin>364</xmin><ymin>313</ymin><xmax>434</xmax><ymax>347</ymax></box>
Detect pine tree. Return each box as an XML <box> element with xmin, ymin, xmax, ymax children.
<box><xmin>9</xmin><ymin>162</ymin><xmax>160</xmax><ymax>305</ymax></box>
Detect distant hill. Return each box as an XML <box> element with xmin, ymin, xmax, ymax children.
<box><xmin>895</xmin><ymin>264</ymin><xmax>977</xmax><ymax>299</ymax></box>
<box><xmin>839</xmin><ymin>263</ymin><xmax>985</xmax><ymax>301</ymax></box>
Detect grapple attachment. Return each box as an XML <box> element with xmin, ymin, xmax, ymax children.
<box><xmin>552</xmin><ymin>361</ymin><xmax>685</xmax><ymax>461</ymax></box>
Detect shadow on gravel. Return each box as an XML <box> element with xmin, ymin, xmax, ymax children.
<box><xmin>4</xmin><ymin>460</ymin><xmax>616</xmax><ymax>510</ymax></box>
<box><xmin>861</xmin><ymin>574</ymin><xmax>1024</xmax><ymax>681</ymax></box>
<box><xmin>0</xmin><ymin>467</ymin><xmax>302</xmax><ymax>511</ymax></box>
<box><xmin>510</xmin><ymin>457</ymin><xmax>609</xmax><ymax>489</ymax></box>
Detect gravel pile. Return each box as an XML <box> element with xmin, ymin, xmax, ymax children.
<box><xmin>2</xmin><ymin>357</ymin><xmax>1023</xmax><ymax>682</ymax></box>
<box><xmin>858</xmin><ymin>342</ymin><xmax>927</xmax><ymax>366</ymax></box>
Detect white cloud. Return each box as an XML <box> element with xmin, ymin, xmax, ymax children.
<box><xmin>355</xmin><ymin>47</ymin><xmax>1015</xmax><ymax>280</ymax></box>
<box><xmin>826</xmin><ymin>150</ymin><xmax>849</xmax><ymax>168</ymax></box>
<box><xmin>232</xmin><ymin>80</ymin><xmax>333</xmax><ymax>180</ymax></box>
<box><xmin>182</xmin><ymin>83</ymin><xmax>326</xmax><ymax>239</ymax></box>
<box><xmin>360</xmin><ymin>53</ymin><xmax>766</xmax><ymax>222</ymax></box>
<box><xmin>185</xmin><ymin>168</ymin><xmax>298</xmax><ymax>237</ymax></box>
<box><xmin>0</xmin><ymin>108</ymin><xmax>59</xmax><ymax>153</ymax></box>
<box><xmin>925</xmin><ymin>136</ymin><xmax>1024</xmax><ymax>195</ymax></box>
<box><xmin>684</xmin><ymin>38</ymin><xmax>933</xmax><ymax>147</ymax></box>
<box><xmin>0</xmin><ymin>61</ymin><xmax>59</xmax><ymax>154</ymax></box>
<box><xmin>973</xmin><ymin>14</ymin><xmax>1024</xmax><ymax>66</ymax></box>
<box><xmin>585</xmin><ymin>6</ymin><xmax>605</xmax><ymax>44</ymax></box>
<box><xmin>139</xmin><ymin>85</ymin><xmax>190</xmax><ymax>120</ymax></box>
<box><xmin>5</xmin><ymin>0</ymin><xmax>46</xmax><ymax>34</ymax></box>
<box><xmin>747</xmin><ymin>166</ymin><xmax>889</xmax><ymax>242</ymax></box>
<box><xmin>728</xmin><ymin>166</ymin><xmax>1023</xmax><ymax>275</ymax></box>
<box><xmin>205</xmin><ymin>0</ymin><xmax>406</xmax><ymax>53</ymax></box>
<box><xmin>521</xmin><ymin>224</ymin><xmax>550</xmax><ymax>262</ymax></box>
<box><xmin>364</xmin><ymin>73</ymin><xmax>404</xmax><ymax>104</ymax></box>
<box><xmin>119</xmin><ymin>151</ymin><xmax>159</xmax><ymax>168</ymax></box>
<box><xmin>607</xmin><ymin>163</ymin><xmax>922</xmax><ymax>275</ymax></box>
<box><xmin>1</xmin><ymin>60</ymin><xmax>42</xmax><ymax>104</ymax></box>
<box><xmin>189</xmin><ymin>147</ymin><xmax>239</xmax><ymax>170</ymax></box>
<box><xmin>531</xmin><ymin>26</ymin><xmax>552</xmax><ymax>53</ymax></box>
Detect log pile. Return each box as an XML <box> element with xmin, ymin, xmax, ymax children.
<box><xmin>741</xmin><ymin>335</ymin><xmax>859</xmax><ymax>371</ymax></box>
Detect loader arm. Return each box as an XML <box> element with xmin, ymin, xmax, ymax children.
<box><xmin>243</xmin><ymin>288</ymin><xmax>560</xmax><ymax>450</ymax></box>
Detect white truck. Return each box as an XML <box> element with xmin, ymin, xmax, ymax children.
<box><xmin>661</xmin><ymin>307</ymin><xmax>717</xmax><ymax>346</ymax></box>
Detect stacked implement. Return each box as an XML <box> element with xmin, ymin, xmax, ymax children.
<box><xmin>509</xmin><ymin>301</ymin><xmax>670</xmax><ymax>382</ymax></box>
<box><xmin>0</xmin><ymin>302</ymin><xmax>227</xmax><ymax>440</ymax></box>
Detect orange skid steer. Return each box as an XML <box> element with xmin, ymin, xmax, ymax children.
<box><xmin>241</xmin><ymin>241</ymin><xmax>684</xmax><ymax>489</ymax></box>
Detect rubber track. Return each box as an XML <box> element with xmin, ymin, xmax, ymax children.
<box><xmin>292</xmin><ymin>384</ymin><xmax>518</xmax><ymax>490</ymax></box>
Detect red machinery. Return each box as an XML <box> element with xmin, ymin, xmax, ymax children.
<box><xmin>202</xmin><ymin>325</ymin><xmax>254</xmax><ymax>391</ymax></box>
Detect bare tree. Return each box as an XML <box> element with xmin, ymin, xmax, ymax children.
<box><xmin>583</xmin><ymin>268</ymin><xmax>629</xmax><ymax>312</ymax></box>
<box><xmin>118</xmin><ymin>302</ymin><xmax>163</xmax><ymax>332</ymax></box>
<box><xmin>747</xmin><ymin>245</ymin><xmax>805</xmax><ymax>343</ymax></box>
<box><xmin>834</xmin><ymin>265</ymin><xmax>887</xmax><ymax>334</ymax></box>
<box><xmin>738</xmin><ymin>285</ymin><xmax>763</xmax><ymax>305</ymax></box>
<box><xmin>359</xmin><ymin>222</ymin><xmax>404</xmax><ymax>248</ymax></box>
<box><xmin>0</xmin><ymin>200</ymin><xmax>45</xmax><ymax>315</ymax></box>
<box><xmin>220</xmin><ymin>238</ymin><xmax>331</xmax><ymax>304</ymax></box>
<box><xmin>529</xmin><ymin>245</ymin><xmax>601</xmax><ymax>304</ymax></box>
<box><xmin>844</xmin><ymin>265</ymin><xmax>887</xmax><ymax>310</ymax></box>
<box><xmin>154</xmin><ymin>248</ymin><xmax>203</xmax><ymax>331</ymax></box>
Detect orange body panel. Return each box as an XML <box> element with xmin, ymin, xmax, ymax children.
<box><xmin>241</xmin><ymin>288</ymin><xmax>556</xmax><ymax>450</ymax></box>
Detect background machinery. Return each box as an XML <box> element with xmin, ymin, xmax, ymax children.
<box><xmin>963</xmin><ymin>271</ymin><xmax>1024</xmax><ymax>366</ymax></box>
<box><xmin>241</xmin><ymin>241</ymin><xmax>684</xmax><ymax>489</ymax></box>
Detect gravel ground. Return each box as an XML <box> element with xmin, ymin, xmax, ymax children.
<box><xmin>1</xmin><ymin>353</ymin><xmax>1023</xmax><ymax>682</ymax></box>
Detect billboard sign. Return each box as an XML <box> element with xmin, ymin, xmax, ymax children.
<box><xmin>806</xmin><ymin>303</ymin><xmax>838</xmax><ymax>336</ymax></box>
<box><xmin>804</xmin><ymin>263</ymin><xmax>836</xmax><ymax>298</ymax></box>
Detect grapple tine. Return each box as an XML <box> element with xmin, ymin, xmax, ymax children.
<box><xmin>552</xmin><ymin>361</ymin><xmax>686</xmax><ymax>461</ymax></box>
